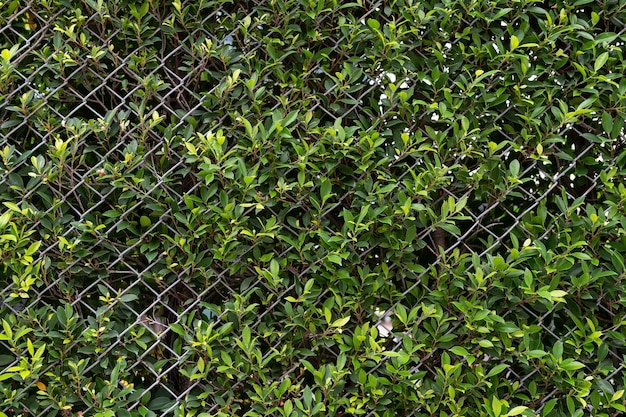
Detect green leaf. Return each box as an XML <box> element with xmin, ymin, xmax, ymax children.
<box><xmin>331</xmin><ymin>316</ymin><xmax>350</xmax><ymax>328</ymax></box>
<box><xmin>148</xmin><ymin>396</ymin><xmax>174</xmax><ymax>411</ymax></box>
<box><xmin>505</xmin><ymin>406</ymin><xmax>528</xmax><ymax>416</ymax></box>
<box><xmin>3</xmin><ymin>202</ymin><xmax>21</xmax><ymax>212</ymax></box>
<box><xmin>528</xmin><ymin>350</ymin><xmax>548</xmax><ymax>358</ymax></box>
<box><xmin>478</xmin><ymin>339</ymin><xmax>494</xmax><ymax>348</ymax></box>
<box><xmin>367</xmin><ymin>18</ymin><xmax>380</xmax><ymax>30</ymax></box>
<box><xmin>140</xmin><ymin>215</ymin><xmax>152</xmax><ymax>227</ymax></box>
<box><xmin>327</xmin><ymin>254</ymin><xmax>342</xmax><ymax>265</ymax></box>
<box><xmin>487</xmin><ymin>364</ymin><xmax>509</xmax><ymax>377</ymax></box>
<box><xmin>119</xmin><ymin>294</ymin><xmax>139</xmax><ymax>302</ymax></box>
<box><xmin>450</xmin><ymin>346</ymin><xmax>470</xmax><ymax>356</ymax></box>
<box><xmin>510</xmin><ymin>35</ymin><xmax>519</xmax><ymax>50</ymax></box>
<box><xmin>560</xmin><ymin>359</ymin><xmax>585</xmax><ymax>371</ymax></box>
<box><xmin>242</xmin><ymin>326</ymin><xmax>252</xmax><ymax>349</ymax></box>
<box><xmin>542</xmin><ymin>399</ymin><xmax>557</xmax><ymax>416</ymax></box>
<box><xmin>320</xmin><ymin>180</ymin><xmax>332</xmax><ymax>201</ymax></box>
<box><xmin>0</xmin><ymin>212</ymin><xmax>11</xmax><ymax>230</ymax></box>
<box><xmin>594</xmin><ymin>51</ymin><xmax>609</xmax><ymax>72</ymax></box>
<box><xmin>549</xmin><ymin>290</ymin><xmax>567</xmax><ymax>301</ymax></box>
<box><xmin>492</xmin><ymin>396</ymin><xmax>502</xmax><ymax>417</ymax></box>
<box><xmin>602</xmin><ymin>112</ymin><xmax>613</xmax><ymax>136</ymax></box>
<box><xmin>438</xmin><ymin>222</ymin><xmax>461</xmax><ymax>236</ymax></box>
<box><xmin>509</xmin><ymin>159</ymin><xmax>520</xmax><ymax>177</ymax></box>
<box><xmin>590</xmin><ymin>11</ymin><xmax>600</xmax><ymax>25</ymax></box>
<box><xmin>552</xmin><ymin>341</ymin><xmax>563</xmax><ymax>360</ymax></box>
<box><xmin>0</xmin><ymin>373</ymin><xmax>15</xmax><ymax>381</ymax></box>
<box><xmin>270</xmin><ymin>258</ymin><xmax>280</xmax><ymax>278</ymax></box>
<box><xmin>0</xmin><ymin>355</ymin><xmax>14</xmax><ymax>366</ymax></box>
<box><xmin>566</xmin><ymin>396</ymin><xmax>575</xmax><ymax>414</ymax></box>
<box><xmin>2</xmin><ymin>320</ymin><xmax>13</xmax><ymax>340</ymax></box>
<box><xmin>303</xmin><ymin>386</ymin><xmax>313</xmax><ymax>407</ymax></box>
<box><xmin>283</xmin><ymin>400</ymin><xmax>293</xmax><ymax>415</ymax></box>
<box><xmin>324</xmin><ymin>307</ymin><xmax>332</xmax><ymax>325</ymax></box>
<box><xmin>170</xmin><ymin>324</ymin><xmax>186</xmax><ymax>336</ymax></box>
<box><xmin>494</xmin><ymin>322</ymin><xmax>519</xmax><ymax>333</ymax></box>
<box><xmin>404</xmin><ymin>225</ymin><xmax>416</xmax><ymax>243</ymax></box>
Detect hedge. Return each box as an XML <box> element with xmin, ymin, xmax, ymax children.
<box><xmin>1</xmin><ymin>0</ymin><xmax>626</xmax><ymax>416</ymax></box>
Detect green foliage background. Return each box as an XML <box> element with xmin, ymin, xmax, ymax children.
<box><xmin>1</xmin><ymin>0</ymin><xmax>626</xmax><ymax>416</ymax></box>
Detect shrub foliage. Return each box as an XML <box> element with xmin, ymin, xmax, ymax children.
<box><xmin>1</xmin><ymin>0</ymin><xmax>626</xmax><ymax>416</ymax></box>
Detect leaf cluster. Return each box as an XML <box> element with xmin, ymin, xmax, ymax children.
<box><xmin>1</xmin><ymin>0</ymin><xmax>626</xmax><ymax>416</ymax></box>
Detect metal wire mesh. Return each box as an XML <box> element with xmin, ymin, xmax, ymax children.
<box><xmin>1</xmin><ymin>0</ymin><xmax>625</xmax><ymax>416</ymax></box>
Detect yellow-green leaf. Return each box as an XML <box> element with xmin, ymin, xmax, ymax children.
<box><xmin>331</xmin><ymin>316</ymin><xmax>350</xmax><ymax>328</ymax></box>
<box><xmin>505</xmin><ymin>406</ymin><xmax>528</xmax><ymax>416</ymax></box>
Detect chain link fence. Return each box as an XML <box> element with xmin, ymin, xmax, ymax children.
<box><xmin>1</xmin><ymin>0</ymin><xmax>626</xmax><ymax>416</ymax></box>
